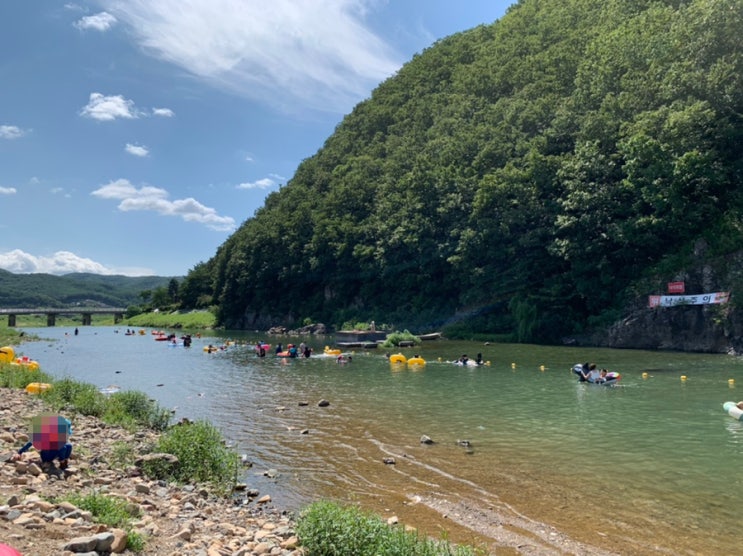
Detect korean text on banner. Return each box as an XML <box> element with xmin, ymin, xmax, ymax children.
<box><xmin>648</xmin><ymin>292</ymin><xmax>730</xmax><ymax>308</ymax></box>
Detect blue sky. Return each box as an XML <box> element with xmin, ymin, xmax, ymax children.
<box><xmin>1</xmin><ymin>0</ymin><xmax>513</xmax><ymax>277</ymax></box>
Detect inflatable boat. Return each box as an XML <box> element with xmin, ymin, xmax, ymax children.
<box><xmin>572</xmin><ymin>364</ymin><xmax>621</xmax><ymax>385</ymax></box>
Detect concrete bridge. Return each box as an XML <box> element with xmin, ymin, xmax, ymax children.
<box><xmin>0</xmin><ymin>307</ymin><xmax>126</xmax><ymax>327</ymax></box>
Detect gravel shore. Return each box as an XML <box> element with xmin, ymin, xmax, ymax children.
<box><xmin>0</xmin><ymin>387</ymin><xmax>303</xmax><ymax>556</ymax></box>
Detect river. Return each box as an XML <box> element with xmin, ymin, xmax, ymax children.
<box><xmin>13</xmin><ymin>326</ymin><xmax>743</xmax><ymax>555</ymax></box>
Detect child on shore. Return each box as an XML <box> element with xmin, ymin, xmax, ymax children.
<box><xmin>10</xmin><ymin>416</ymin><xmax>73</xmax><ymax>469</ymax></box>
<box><xmin>11</xmin><ymin>441</ymin><xmax>73</xmax><ymax>469</ymax></box>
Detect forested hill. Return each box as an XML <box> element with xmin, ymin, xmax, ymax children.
<box><xmin>0</xmin><ymin>270</ymin><xmax>176</xmax><ymax>309</ymax></box>
<box><xmin>180</xmin><ymin>0</ymin><xmax>743</xmax><ymax>344</ymax></box>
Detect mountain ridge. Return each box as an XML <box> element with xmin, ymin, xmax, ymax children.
<box><xmin>0</xmin><ymin>269</ymin><xmax>179</xmax><ymax>309</ymax></box>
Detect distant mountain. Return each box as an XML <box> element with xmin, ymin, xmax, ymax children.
<box><xmin>0</xmin><ymin>269</ymin><xmax>179</xmax><ymax>308</ymax></box>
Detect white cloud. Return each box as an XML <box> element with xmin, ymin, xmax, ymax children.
<box><xmin>92</xmin><ymin>178</ymin><xmax>236</xmax><ymax>232</ymax></box>
<box><xmin>80</xmin><ymin>93</ymin><xmax>139</xmax><ymax>121</ymax></box>
<box><xmin>100</xmin><ymin>0</ymin><xmax>402</xmax><ymax>113</ymax></box>
<box><xmin>125</xmin><ymin>143</ymin><xmax>149</xmax><ymax>157</ymax></box>
<box><xmin>152</xmin><ymin>107</ymin><xmax>174</xmax><ymax>117</ymax></box>
<box><xmin>237</xmin><ymin>174</ymin><xmax>285</xmax><ymax>190</ymax></box>
<box><xmin>237</xmin><ymin>177</ymin><xmax>279</xmax><ymax>190</ymax></box>
<box><xmin>74</xmin><ymin>11</ymin><xmax>117</xmax><ymax>31</ymax></box>
<box><xmin>0</xmin><ymin>249</ymin><xmax>115</xmax><ymax>275</ymax></box>
<box><xmin>0</xmin><ymin>187</ymin><xmax>16</xmax><ymax>195</ymax></box>
<box><xmin>0</xmin><ymin>125</ymin><xmax>26</xmax><ymax>139</ymax></box>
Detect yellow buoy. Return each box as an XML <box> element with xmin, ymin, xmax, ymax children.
<box><xmin>539</xmin><ymin>365</ymin><xmax>545</xmax><ymax>372</ymax></box>
<box><xmin>642</xmin><ymin>372</ymin><xmax>648</xmax><ymax>379</ymax></box>
<box><xmin>485</xmin><ymin>361</ymin><xmax>491</xmax><ymax>366</ymax></box>
<box><xmin>681</xmin><ymin>375</ymin><xmax>687</xmax><ymax>382</ymax></box>
<box><xmin>729</xmin><ymin>378</ymin><xmax>735</xmax><ymax>386</ymax></box>
<box><xmin>511</xmin><ymin>362</ymin><xmax>516</xmax><ymax>369</ymax></box>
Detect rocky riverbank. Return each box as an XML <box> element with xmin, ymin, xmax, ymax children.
<box><xmin>0</xmin><ymin>387</ymin><xmax>302</xmax><ymax>556</ymax></box>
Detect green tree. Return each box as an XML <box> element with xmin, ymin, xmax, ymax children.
<box><xmin>182</xmin><ymin>0</ymin><xmax>743</xmax><ymax>341</ymax></box>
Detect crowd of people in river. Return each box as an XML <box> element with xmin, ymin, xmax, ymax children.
<box><xmin>251</xmin><ymin>342</ymin><xmax>313</xmax><ymax>358</ymax></box>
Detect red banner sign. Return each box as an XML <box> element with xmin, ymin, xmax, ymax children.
<box><xmin>667</xmin><ymin>281</ymin><xmax>685</xmax><ymax>294</ymax></box>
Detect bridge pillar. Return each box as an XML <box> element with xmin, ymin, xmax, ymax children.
<box><xmin>47</xmin><ymin>313</ymin><xmax>56</xmax><ymax>327</ymax></box>
<box><xmin>8</xmin><ymin>314</ymin><xmax>16</xmax><ymax>327</ymax></box>
<box><xmin>113</xmin><ymin>313</ymin><xmax>123</xmax><ymax>324</ymax></box>
<box><xmin>82</xmin><ymin>313</ymin><xmax>92</xmax><ymax>326</ymax></box>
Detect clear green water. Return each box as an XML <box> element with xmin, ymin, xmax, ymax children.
<box><xmin>18</xmin><ymin>328</ymin><xmax>743</xmax><ymax>554</ymax></box>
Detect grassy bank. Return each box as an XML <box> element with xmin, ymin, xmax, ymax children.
<box><xmin>0</xmin><ymin>309</ymin><xmax>216</xmax><ymax>331</ymax></box>
<box><xmin>2</xmin><ymin>314</ymin><xmax>122</xmax><ymax>328</ymax></box>
<box><xmin>0</xmin><ymin>368</ymin><xmax>238</xmax><ymax>489</ymax></box>
<box><xmin>296</xmin><ymin>501</ymin><xmax>483</xmax><ymax>555</ymax></box>
<box><xmin>124</xmin><ymin>309</ymin><xmax>216</xmax><ymax>329</ymax></box>
<box><xmin>0</xmin><ymin>324</ymin><xmax>34</xmax><ymax>346</ymax></box>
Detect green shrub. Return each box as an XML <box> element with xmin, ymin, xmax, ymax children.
<box><xmin>102</xmin><ymin>390</ymin><xmax>172</xmax><ymax>431</ymax></box>
<box><xmin>109</xmin><ymin>390</ymin><xmax>153</xmax><ymax>422</ymax></box>
<box><xmin>43</xmin><ymin>378</ymin><xmax>106</xmax><ymax>416</ymax></box>
<box><xmin>0</xmin><ymin>365</ymin><xmax>54</xmax><ymax>389</ymax></box>
<box><xmin>126</xmin><ymin>530</ymin><xmax>146</xmax><ymax>553</ymax></box>
<box><xmin>146</xmin><ymin>406</ymin><xmax>173</xmax><ymax>432</ymax></box>
<box><xmin>64</xmin><ymin>492</ymin><xmax>146</xmax><ymax>552</ymax></box>
<box><xmin>41</xmin><ymin>378</ymin><xmax>171</xmax><ymax>430</ymax></box>
<box><xmin>143</xmin><ymin>420</ymin><xmax>239</xmax><ymax>494</ymax></box>
<box><xmin>65</xmin><ymin>492</ymin><xmax>140</xmax><ymax>528</ymax></box>
<box><xmin>296</xmin><ymin>501</ymin><xmax>388</xmax><ymax>555</ymax></box>
<box><xmin>296</xmin><ymin>501</ymin><xmax>481</xmax><ymax>556</ymax></box>
<box><xmin>73</xmin><ymin>387</ymin><xmax>107</xmax><ymax>417</ymax></box>
<box><xmin>0</xmin><ymin>327</ymin><xmax>25</xmax><ymax>346</ymax></box>
<box><xmin>380</xmin><ymin>330</ymin><xmax>420</xmax><ymax>348</ymax></box>
<box><xmin>105</xmin><ymin>391</ymin><xmax>156</xmax><ymax>423</ymax></box>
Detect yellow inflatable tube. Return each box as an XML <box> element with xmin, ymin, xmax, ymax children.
<box><xmin>389</xmin><ymin>353</ymin><xmax>407</xmax><ymax>364</ymax></box>
<box><xmin>0</xmin><ymin>346</ymin><xmax>15</xmax><ymax>364</ymax></box>
<box><xmin>324</xmin><ymin>346</ymin><xmax>342</xmax><ymax>356</ymax></box>
<box><xmin>407</xmin><ymin>357</ymin><xmax>426</xmax><ymax>366</ymax></box>
<box><xmin>25</xmin><ymin>382</ymin><xmax>52</xmax><ymax>395</ymax></box>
